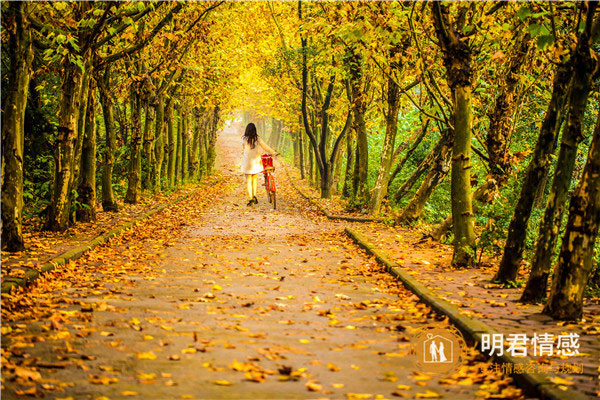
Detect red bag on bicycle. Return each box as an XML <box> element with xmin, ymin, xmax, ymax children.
<box><xmin>261</xmin><ymin>154</ymin><xmax>273</xmax><ymax>169</ymax></box>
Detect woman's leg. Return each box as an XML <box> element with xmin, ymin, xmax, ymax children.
<box><xmin>246</xmin><ymin>174</ymin><xmax>253</xmax><ymax>200</ymax></box>
<box><xmin>251</xmin><ymin>174</ymin><xmax>258</xmax><ymax>198</ymax></box>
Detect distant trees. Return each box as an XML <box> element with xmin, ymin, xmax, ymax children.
<box><xmin>1</xmin><ymin>1</ymin><xmax>228</xmax><ymax>241</ymax></box>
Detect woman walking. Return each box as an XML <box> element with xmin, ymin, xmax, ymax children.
<box><xmin>240</xmin><ymin>123</ymin><xmax>278</xmax><ymax>206</ymax></box>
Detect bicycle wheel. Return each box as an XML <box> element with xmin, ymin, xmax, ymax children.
<box><xmin>268</xmin><ymin>174</ymin><xmax>277</xmax><ymax>210</ymax></box>
<box><xmin>264</xmin><ymin>174</ymin><xmax>272</xmax><ymax>203</ymax></box>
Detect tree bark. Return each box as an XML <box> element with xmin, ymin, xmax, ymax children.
<box><xmin>143</xmin><ymin>99</ymin><xmax>156</xmax><ymax>191</ymax></box>
<box><xmin>522</xmin><ymin>3</ymin><xmax>598</xmax><ymax>302</ymax></box>
<box><xmin>543</xmin><ymin>107</ymin><xmax>600</xmax><ymax>320</ymax></box>
<box><xmin>124</xmin><ymin>86</ymin><xmax>143</xmax><ymax>203</ymax></box>
<box><xmin>432</xmin><ymin>2</ymin><xmax>476</xmax><ymax>267</ymax></box>
<box><xmin>99</xmin><ymin>67</ymin><xmax>118</xmax><ymax>212</ymax></box>
<box><xmin>494</xmin><ymin>52</ymin><xmax>576</xmax><ymax>283</ymax></box>
<box><xmin>45</xmin><ymin>62</ymin><xmax>84</xmax><ymax>231</ymax></box>
<box><xmin>166</xmin><ymin>99</ymin><xmax>176</xmax><ymax>187</ymax></box>
<box><xmin>342</xmin><ymin>128</ymin><xmax>354</xmax><ymax>198</ymax></box>
<box><xmin>388</xmin><ymin>119</ymin><xmax>429</xmax><ymax>188</ymax></box>
<box><xmin>76</xmin><ymin>83</ymin><xmax>97</xmax><ymax>222</ymax></box>
<box><xmin>486</xmin><ymin>33</ymin><xmax>532</xmax><ymax>185</ymax></box>
<box><xmin>1</xmin><ymin>1</ymin><xmax>33</xmax><ymax>250</ymax></box>
<box><xmin>348</xmin><ymin>51</ymin><xmax>369</xmax><ymax>204</ymax></box>
<box><xmin>398</xmin><ymin>129</ymin><xmax>453</xmax><ymax>223</ymax></box>
<box><xmin>71</xmin><ymin>57</ymin><xmax>93</xmax><ymax>202</ymax></box>
<box><xmin>370</xmin><ymin>59</ymin><xmax>402</xmax><ymax>214</ymax></box>
<box><xmin>153</xmin><ymin>98</ymin><xmax>166</xmax><ymax>190</ymax></box>
<box><xmin>181</xmin><ymin>109</ymin><xmax>188</xmax><ymax>182</ymax></box>
<box><xmin>190</xmin><ymin>109</ymin><xmax>200</xmax><ymax>181</ymax></box>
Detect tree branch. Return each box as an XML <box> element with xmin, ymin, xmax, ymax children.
<box><xmin>101</xmin><ymin>2</ymin><xmax>183</xmax><ymax>65</ymax></box>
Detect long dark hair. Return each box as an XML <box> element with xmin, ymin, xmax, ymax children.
<box><xmin>243</xmin><ymin>123</ymin><xmax>258</xmax><ymax>149</ymax></box>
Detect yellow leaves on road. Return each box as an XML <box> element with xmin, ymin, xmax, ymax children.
<box><xmin>137</xmin><ymin>351</ymin><xmax>157</xmax><ymax>360</ymax></box>
<box><xmin>415</xmin><ymin>390</ymin><xmax>441</xmax><ymax>398</ymax></box>
<box><xmin>305</xmin><ymin>381</ymin><xmax>323</xmax><ymax>392</ymax></box>
<box><xmin>212</xmin><ymin>380</ymin><xmax>233</xmax><ymax>386</ymax></box>
<box><xmin>89</xmin><ymin>375</ymin><xmax>119</xmax><ymax>385</ymax></box>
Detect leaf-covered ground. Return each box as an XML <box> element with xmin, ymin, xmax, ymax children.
<box><xmin>1</xmin><ymin>125</ymin><xmax>533</xmax><ymax>400</ymax></box>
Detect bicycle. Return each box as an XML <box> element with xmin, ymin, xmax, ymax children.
<box><xmin>261</xmin><ymin>154</ymin><xmax>277</xmax><ymax>210</ymax></box>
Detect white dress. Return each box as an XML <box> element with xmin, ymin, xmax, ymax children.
<box><xmin>240</xmin><ymin>136</ymin><xmax>276</xmax><ymax>175</ymax></box>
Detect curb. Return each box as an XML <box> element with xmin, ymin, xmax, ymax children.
<box><xmin>280</xmin><ymin>162</ymin><xmax>385</xmax><ymax>223</ymax></box>
<box><xmin>345</xmin><ymin>227</ymin><xmax>589</xmax><ymax>400</ymax></box>
<box><xmin>1</xmin><ymin>190</ymin><xmax>196</xmax><ymax>294</ymax></box>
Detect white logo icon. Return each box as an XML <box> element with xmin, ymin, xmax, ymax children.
<box><xmin>423</xmin><ymin>333</ymin><xmax>453</xmax><ymax>363</ymax></box>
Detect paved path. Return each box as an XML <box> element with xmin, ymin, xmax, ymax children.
<box><xmin>1</xmin><ymin>124</ymin><xmax>529</xmax><ymax>399</ymax></box>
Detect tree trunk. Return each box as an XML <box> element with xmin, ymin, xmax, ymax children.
<box><xmin>1</xmin><ymin>1</ymin><xmax>33</xmax><ymax>250</ymax></box>
<box><xmin>174</xmin><ymin>107</ymin><xmax>182</xmax><ymax>186</ymax></box>
<box><xmin>543</xmin><ymin>108</ymin><xmax>600</xmax><ymax>320</ymax></box>
<box><xmin>181</xmin><ymin>109</ymin><xmax>188</xmax><ymax>183</ymax></box>
<box><xmin>432</xmin><ymin>2</ymin><xmax>475</xmax><ymax>267</ymax></box>
<box><xmin>388</xmin><ymin>119</ymin><xmax>429</xmax><ymax>189</ymax></box>
<box><xmin>370</xmin><ymin>67</ymin><xmax>401</xmax><ymax>215</ymax></box>
<box><xmin>522</xmin><ymin>3</ymin><xmax>598</xmax><ymax>302</ymax></box>
<box><xmin>71</xmin><ymin>58</ymin><xmax>93</xmax><ymax>203</ymax></box>
<box><xmin>124</xmin><ymin>87</ymin><xmax>143</xmax><ymax>203</ymax></box>
<box><xmin>153</xmin><ymin>104</ymin><xmax>165</xmax><ymax>190</ymax></box>
<box><xmin>99</xmin><ymin>67</ymin><xmax>118</xmax><ymax>212</ymax></box>
<box><xmin>206</xmin><ymin>105</ymin><xmax>219</xmax><ymax>174</ymax></box>
<box><xmin>486</xmin><ymin>34</ymin><xmax>531</xmax><ymax>185</ymax></box>
<box><xmin>342</xmin><ymin>128</ymin><xmax>354</xmax><ymax>198</ymax></box>
<box><xmin>143</xmin><ymin>100</ymin><xmax>156</xmax><ymax>191</ymax></box>
<box><xmin>450</xmin><ymin>88</ymin><xmax>476</xmax><ymax>266</ymax></box>
<box><xmin>190</xmin><ymin>109</ymin><xmax>200</xmax><ymax>181</ymax></box>
<box><xmin>76</xmin><ymin>84</ymin><xmax>97</xmax><ymax>222</ymax></box>
<box><xmin>166</xmin><ymin>100</ymin><xmax>176</xmax><ymax>188</ymax></box>
<box><xmin>349</xmin><ymin>51</ymin><xmax>369</xmax><ymax>204</ymax></box>
<box><xmin>493</xmin><ymin>55</ymin><xmax>575</xmax><ymax>283</ymax></box>
<box><xmin>398</xmin><ymin>130</ymin><xmax>453</xmax><ymax>223</ymax></box>
<box><xmin>198</xmin><ymin>113</ymin><xmax>207</xmax><ymax>179</ymax></box>
<box><xmin>298</xmin><ymin>114</ymin><xmax>305</xmax><ymax>179</ymax></box>
<box><xmin>393</xmin><ymin>128</ymin><xmax>450</xmax><ymax>205</ymax></box>
<box><xmin>45</xmin><ymin>62</ymin><xmax>84</xmax><ymax>231</ymax></box>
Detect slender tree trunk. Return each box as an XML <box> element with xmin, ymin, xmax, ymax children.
<box><xmin>71</xmin><ymin>58</ymin><xmax>93</xmax><ymax>203</ymax></box>
<box><xmin>206</xmin><ymin>106</ymin><xmax>220</xmax><ymax>174</ymax></box>
<box><xmin>486</xmin><ymin>34</ymin><xmax>532</xmax><ymax>185</ymax></box>
<box><xmin>543</xmin><ymin>108</ymin><xmax>600</xmax><ymax>320</ymax></box>
<box><xmin>1</xmin><ymin>1</ymin><xmax>33</xmax><ymax>250</ymax></box>
<box><xmin>181</xmin><ymin>110</ymin><xmax>188</xmax><ymax>182</ymax></box>
<box><xmin>432</xmin><ymin>2</ymin><xmax>475</xmax><ymax>267</ymax></box>
<box><xmin>349</xmin><ymin>51</ymin><xmax>369</xmax><ymax>204</ymax></box>
<box><xmin>174</xmin><ymin>107</ymin><xmax>182</xmax><ymax>186</ymax></box>
<box><xmin>398</xmin><ymin>130</ymin><xmax>453</xmax><ymax>223</ymax></box>
<box><xmin>125</xmin><ymin>87</ymin><xmax>143</xmax><ymax>203</ymax></box>
<box><xmin>298</xmin><ymin>114</ymin><xmax>305</xmax><ymax>179</ymax></box>
<box><xmin>370</xmin><ymin>67</ymin><xmax>401</xmax><ymax>214</ymax></box>
<box><xmin>45</xmin><ymin>62</ymin><xmax>84</xmax><ymax>231</ymax></box>
<box><xmin>99</xmin><ymin>67</ymin><xmax>118</xmax><ymax>212</ymax></box>
<box><xmin>522</xmin><ymin>4</ymin><xmax>598</xmax><ymax>302</ymax></box>
<box><xmin>166</xmin><ymin>100</ymin><xmax>176</xmax><ymax>187</ymax></box>
<box><xmin>494</xmin><ymin>58</ymin><xmax>575</xmax><ymax>283</ymax></box>
<box><xmin>190</xmin><ymin>109</ymin><xmax>200</xmax><ymax>181</ymax></box>
<box><xmin>393</xmin><ymin>127</ymin><xmax>448</xmax><ymax>203</ymax></box>
<box><xmin>388</xmin><ymin>119</ymin><xmax>429</xmax><ymax>192</ymax></box>
<box><xmin>342</xmin><ymin>128</ymin><xmax>354</xmax><ymax>198</ymax></box>
<box><xmin>198</xmin><ymin>113</ymin><xmax>207</xmax><ymax>179</ymax></box>
<box><xmin>153</xmin><ymin>99</ymin><xmax>165</xmax><ymax>190</ymax></box>
<box><xmin>143</xmin><ymin>100</ymin><xmax>156</xmax><ymax>191</ymax></box>
<box><xmin>76</xmin><ymin>84</ymin><xmax>97</xmax><ymax>222</ymax></box>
